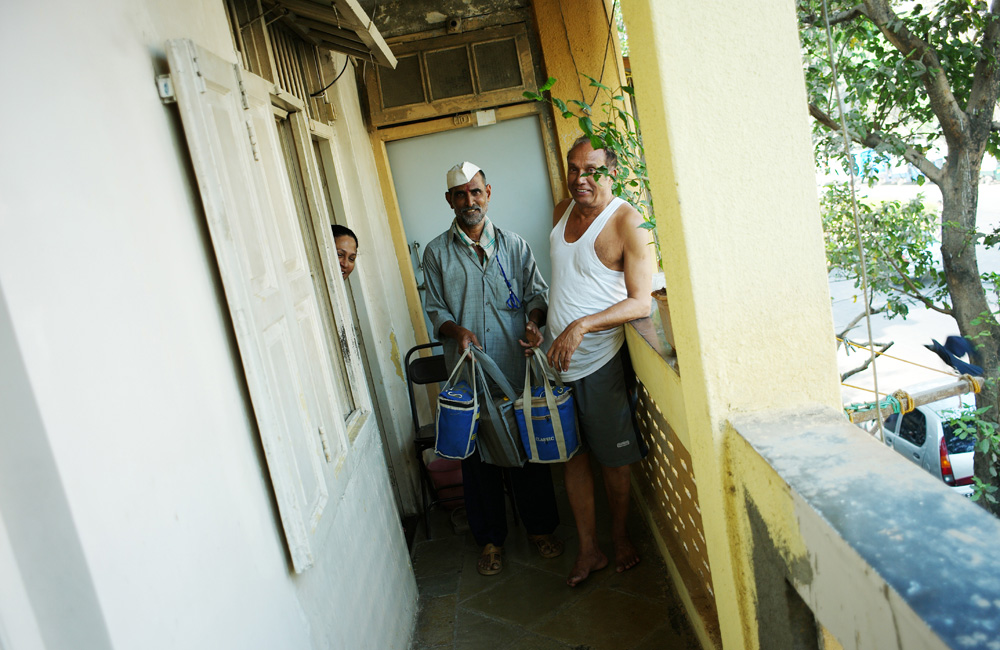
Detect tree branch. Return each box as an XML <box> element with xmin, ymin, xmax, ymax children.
<box><xmin>809</xmin><ymin>103</ymin><xmax>944</xmax><ymax>184</ymax></box>
<box><xmin>841</xmin><ymin>342</ymin><xmax>894</xmax><ymax>381</ymax></box>
<box><xmin>967</xmin><ymin>1</ymin><xmax>1000</xmax><ymax>134</ymax></box>
<box><xmin>837</xmin><ymin>307</ymin><xmax>886</xmax><ymax>345</ymax></box>
<box><xmin>862</xmin><ymin>0</ymin><xmax>968</xmax><ymax>144</ymax></box>
<box><xmin>801</xmin><ymin>4</ymin><xmax>867</xmax><ymax>26</ymax></box>
<box><xmin>877</xmin><ymin>248</ymin><xmax>955</xmax><ymax>315</ymax></box>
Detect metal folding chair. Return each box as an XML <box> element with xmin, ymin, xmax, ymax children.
<box><xmin>405</xmin><ymin>342</ymin><xmax>463</xmax><ymax>538</ymax></box>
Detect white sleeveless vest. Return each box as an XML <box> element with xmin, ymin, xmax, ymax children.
<box><xmin>545</xmin><ymin>197</ymin><xmax>627</xmax><ymax>381</ymax></box>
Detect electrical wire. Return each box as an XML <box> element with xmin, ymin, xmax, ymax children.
<box><xmin>310</xmin><ymin>55</ymin><xmax>351</xmax><ymax>98</ymax></box>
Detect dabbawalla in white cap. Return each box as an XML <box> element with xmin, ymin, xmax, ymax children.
<box><xmin>446</xmin><ymin>161</ymin><xmax>482</xmax><ymax>190</ymax></box>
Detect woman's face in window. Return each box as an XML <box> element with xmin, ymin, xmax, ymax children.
<box><xmin>335</xmin><ymin>235</ymin><xmax>358</xmax><ymax>279</ymax></box>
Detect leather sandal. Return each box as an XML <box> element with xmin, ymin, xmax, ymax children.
<box><xmin>528</xmin><ymin>534</ymin><xmax>564</xmax><ymax>559</ymax></box>
<box><xmin>477</xmin><ymin>543</ymin><xmax>503</xmax><ymax>576</ymax></box>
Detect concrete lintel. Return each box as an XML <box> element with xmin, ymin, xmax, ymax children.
<box><xmin>733</xmin><ymin>407</ymin><xmax>1000</xmax><ymax>650</ymax></box>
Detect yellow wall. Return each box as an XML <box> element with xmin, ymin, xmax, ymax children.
<box><xmin>532</xmin><ymin>0</ymin><xmax>629</xmax><ymax>177</ymax></box>
<box><xmin>618</xmin><ymin>0</ymin><xmax>842</xmax><ymax>647</ymax></box>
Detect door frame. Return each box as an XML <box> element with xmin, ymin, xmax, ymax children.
<box><xmin>369</xmin><ymin>102</ymin><xmax>564</xmax><ymax>347</ymax></box>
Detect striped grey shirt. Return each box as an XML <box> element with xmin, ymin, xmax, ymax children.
<box><xmin>423</xmin><ymin>226</ymin><xmax>548</xmax><ymax>389</ymax></box>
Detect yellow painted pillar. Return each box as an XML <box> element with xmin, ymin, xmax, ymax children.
<box><xmin>531</xmin><ymin>0</ymin><xmax>629</xmax><ymax>168</ymax></box>
<box><xmin>619</xmin><ymin>0</ymin><xmax>843</xmax><ymax>647</ymax></box>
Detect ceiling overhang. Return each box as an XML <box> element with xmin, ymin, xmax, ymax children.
<box><xmin>265</xmin><ymin>0</ymin><xmax>397</xmax><ymax>68</ymax></box>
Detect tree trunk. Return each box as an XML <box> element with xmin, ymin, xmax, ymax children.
<box><xmin>939</xmin><ymin>158</ymin><xmax>1000</xmax><ymax>514</ymax></box>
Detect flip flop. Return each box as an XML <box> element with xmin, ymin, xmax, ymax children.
<box><xmin>477</xmin><ymin>543</ymin><xmax>503</xmax><ymax>576</ymax></box>
<box><xmin>528</xmin><ymin>534</ymin><xmax>564</xmax><ymax>559</ymax></box>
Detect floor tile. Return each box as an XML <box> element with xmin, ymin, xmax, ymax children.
<box><xmin>632</xmin><ymin>615</ymin><xmax>701</xmax><ymax>650</ymax></box>
<box><xmin>417</xmin><ymin>570</ymin><xmax>462</xmax><ymax>599</ymax></box>
<box><xmin>413</xmin><ymin>535</ymin><xmax>465</xmax><ymax>579</ymax></box>
<box><xmin>462</xmin><ymin>565</ymin><xmax>586</xmax><ymax>627</ymax></box>
<box><xmin>410</xmin><ymin>464</ymin><xmax>700</xmax><ymax>650</ymax></box>
<box><xmin>453</xmin><ymin>608</ymin><xmax>523</xmax><ymax>650</ymax></box>
<box><xmin>500</xmin><ymin>524</ymin><xmax>575</xmax><ymax>576</ymax></box>
<box><xmin>501</xmin><ymin>632</ymin><xmax>577</xmax><ymax>650</ymax></box>
<box><xmin>530</xmin><ymin>586</ymin><xmax>673</xmax><ymax>650</ymax></box>
<box><xmin>414</xmin><ymin>594</ymin><xmax>457</xmax><ymax>647</ymax></box>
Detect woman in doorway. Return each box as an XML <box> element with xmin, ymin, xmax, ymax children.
<box><xmin>332</xmin><ymin>225</ymin><xmax>359</xmax><ymax>280</ymax></box>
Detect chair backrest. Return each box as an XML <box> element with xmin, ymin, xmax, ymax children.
<box><xmin>404</xmin><ymin>342</ymin><xmax>448</xmax><ymax>432</ymax></box>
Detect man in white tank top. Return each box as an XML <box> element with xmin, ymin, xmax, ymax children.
<box><xmin>544</xmin><ymin>137</ymin><xmax>654</xmax><ymax>586</ymax></box>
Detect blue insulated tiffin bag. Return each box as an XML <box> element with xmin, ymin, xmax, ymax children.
<box><xmin>515</xmin><ymin>353</ymin><xmax>579</xmax><ymax>463</ymax></box>
<box><xmin>435</xmin><ymin>348</ymin><xmax>479</xmax><ymax>459</ymax></box>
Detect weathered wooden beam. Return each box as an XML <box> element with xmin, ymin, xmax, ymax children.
<box><xmin>847</xmin><ymin>376</ymin><xmax>984</xmax><ymax>424</ymax></box>
<box><xmin>332</xmin><ymin>0</ymin><xmax>396</xmax><ymax>68</ymax></box>
<box><xmin>270</xmin><ymin>0</ymin><xmax>396</xmax><ymax>67</ymax></box>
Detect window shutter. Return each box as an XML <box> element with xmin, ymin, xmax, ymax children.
<box><xmin>165</xmin><ymin>39</ymin><xmax>349</xmax><ymax>572</ymax></box>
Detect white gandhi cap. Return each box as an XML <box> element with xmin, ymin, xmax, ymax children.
<box><xmin>446</xmin><ymin>161</ymin><xmax>482</xmax><ymax>190</ymax></box>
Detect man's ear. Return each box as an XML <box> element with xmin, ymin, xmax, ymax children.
<box><xmin>485</xmin><ymin>184</ymin><xmax>491</xmax><ymax>200</ymax></box>
<box><xmin>445</xmin><ymin>191</ymin><xmax>454</xmax><ymax>208</ymax></box>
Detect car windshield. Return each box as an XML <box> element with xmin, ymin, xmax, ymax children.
<box><xmin>942</xmin><ymin>422</ymin><xmax>976</xmax><ymax>455</ymax></box>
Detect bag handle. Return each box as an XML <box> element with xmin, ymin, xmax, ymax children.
<box><xmin>444</xmin><ymin>348</ymin><xmax>478</xmax><ymax>423</ymax></box>
<box><xmin>470</xmin><ymin>348</ymin><xmax>518</xmax><ymax>402</ymax></box>
<box><xmin>526</xmin><ymin>351</ymin><xmax>565</xmax><ymax>388</ymax></box>
<box><xmin>523</xmin><ymin>352</ymin><xmax>567</xmax><ymax>460</ymax></box>
<box><xmin>445</xmin><ymin>347</ymin><xmax>476</xmax><ymax>386</ymax></box>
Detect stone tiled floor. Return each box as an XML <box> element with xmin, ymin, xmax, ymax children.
<box><xmin>409</xmin><ymin>467</ymin><xmax>701</xmax><ymax>650</ymax></box>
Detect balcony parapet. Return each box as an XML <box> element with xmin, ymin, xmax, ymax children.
<box><xmin>733</xmin><ymin>407</ymin><xmax>1000</xmax><ymax>649</ymax></box>
<box><xmin>627</xmin><ymin>311</ymin><xmax>1000</xmax><ymax>649</ymax></box>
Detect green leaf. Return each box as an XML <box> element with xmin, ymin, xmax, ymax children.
<box><xmin>539</xmin><ymin>77</ymin><xmax>556</xmax><ymax>92</ymax></box>
<box><xmin>588</xmin><ymin>78</ymin><xmax>611</xmax><ymax>92</ymax></box>
<box><xmin>553</xmin><ymin>98</ymin><xmax>568</xmax><ymax>114</ymax></box>
<box><xmin>579</xmin><ymin>116</ymin><xmax>594</xmax><ymax>135</ymax></box>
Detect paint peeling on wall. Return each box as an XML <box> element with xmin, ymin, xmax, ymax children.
<box><xmin>389</xmin><ymin>330</ymin><xmax>404</xmax><ymax>381</ymax></box>
<box><xmin>339</xmin><ymin>326</ymin><xmax>352</xmax><ymax>363</ymax></box>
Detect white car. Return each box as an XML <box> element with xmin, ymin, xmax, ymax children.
<box><xmin>879</xmin><ymin>396</ymin><xmax>976</xmax><ymax>496</ymax></box>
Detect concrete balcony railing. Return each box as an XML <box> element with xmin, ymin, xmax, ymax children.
<box><xmin>625</xmin><ymin>312</ymin><xmax>1000</xmax><ymax>650</ymax></box>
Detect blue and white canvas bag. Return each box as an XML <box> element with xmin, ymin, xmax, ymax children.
<box><xmin>434</xmin><ymin>348</ymin><xmax>479</xmax><ymax>459</ymax></box>
<box><xmin>514</xmin><ymin>353</ymin><xmax>579</xmax><ymax>463</ymax></box>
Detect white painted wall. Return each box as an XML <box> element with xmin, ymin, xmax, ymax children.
<box><xmin>0</xmin><ymin>1</ymin><xmax>417</xmax><ymax>648</ymax></box>
<box><xmin>319</xmin><ymin>56</ymin><xmax>426</xmax><ymax>512</ymax></box>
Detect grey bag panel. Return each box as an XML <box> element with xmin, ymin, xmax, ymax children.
<box><xmin>472</xmin><ymin>349</ymin><xmax>528</xmax><ymax>468</ymax></box>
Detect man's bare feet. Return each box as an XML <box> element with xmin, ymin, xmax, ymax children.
<box><xmin>566</xmin><ymin>549</ymin><xmax>608</xmax><ymax>587</ymax></box>
<box><xmin>614</xmin><ymin>537</ymin><xmax>640</xmax><ymax>573</ymax></box>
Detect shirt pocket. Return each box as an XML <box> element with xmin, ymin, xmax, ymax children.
<box><xmin>488</xmin><ymin>271</ymin><xmax>520</xmax><ymax>311</ymax></box>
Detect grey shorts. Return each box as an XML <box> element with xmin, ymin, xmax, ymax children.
<box><xmin>566</xmin><ymin>347</ymin><xmax>646</xmax><ymax>467</ymax></box>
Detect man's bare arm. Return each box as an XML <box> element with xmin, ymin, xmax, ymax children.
<box><xmin>547</xmin><ymin>205</ymin><xmax>654</xmax><ymax>372</ymax></box>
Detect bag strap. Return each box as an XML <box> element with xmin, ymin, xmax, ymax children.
<box><xmin>523</xmin><ymin>352</ymin><xmax>568</xmax><ymax>460</ymax></box>
<box><xmin>470</xmin><ymin>348</ymin><xmax>518</xmax><ymax>401</ymax></box>
<box><xmin>528</xmin><ymin>351</ymin><xmax>565</xmax><ymax>388</ymax></box>
<box><xmin>445</xmin><ymin>347</ymin><xmax>476</xmax><ymax>389</ymax></box>
<box><xmin>474</xmin><ymin>359</ymin><xmax>507</xmax><ymax>438</ymax></box>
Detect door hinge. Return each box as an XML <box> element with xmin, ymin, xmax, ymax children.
<box><xmin>234</xmin><ymin>64</ymin><xmax>250</xmax><ymax>110</ymax></box>
<box><xmin>156</xmin><ymin>74</ymin><xmax>176</xmax><ymax>103</ymax></box>
<box><xmin>318</xmin><ymin>426</ymin><xmax>333</xmax><ymax>462</ymax></box>
<box><xmin>245</xmin><ymin>119</ymin><xmax>260</xmax><ymax>161</ymax></box>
